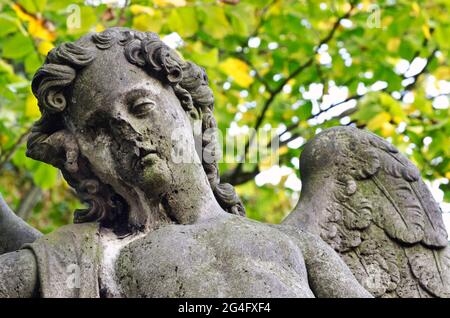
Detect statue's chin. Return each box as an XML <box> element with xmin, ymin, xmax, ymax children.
<box><xmin>137</xmin><ymin>158</ymin><xmax>173</xmax><ymax>198</ymax></box>
<box><xmin>140</xmin><ymin>153</ymin><xmax>159</xmax><ymax>166</ymax></box>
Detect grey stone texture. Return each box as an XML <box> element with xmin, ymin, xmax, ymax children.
<box><xmin>0</xmin><ymin>28</ymin><xmax>447</xmax><ymax>298</ymax></box>
<box><xmin>284</xmin><ymin>126</ymin><xmax>450</xmax><ymax>297</ymax></box>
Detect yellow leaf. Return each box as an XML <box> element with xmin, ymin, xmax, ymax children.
<box><xmin>37</xmin><ymin>41</ymin><xmax>54</xmax><ymax>55</ymax></box>
<box><xmin>392</xmin><ymin>115</ymin><xmax>403</xmax><ymax>124</ymax></box>
<box><xmin>25</xmin><ymin>94</ymin><xmax>40</xmax><ymax>118</ymax></box>
<box><xmin>278</xmin><ymin>145</ymin><xmax>288</xmax><ymax>156</ymax></box>
<box><xmin>317</xmin><ymin>20</ymin><xmax>333</xmax><ymax>31</ymax></box>
<box><xmin>153</xmin><ymin>0</ymin><xmax>186</xmax><ymax>7</ymax></box>
<box><xmin>130</xmin><ymin>4</ymin><xmax>155</xmax><ymax>16</ymax></box>
<box><xmin>409</xmin><ymin>126</ymin><xmax>424</xmax><ymax>135</ymax></box>
<box><xmin>314</xmin><ymin>53</ymin><xmax>321</xmax><ymax>63</ymax></box>
<box><xmin>202</xmin><ymin>6</ymin><xmax>231</xmax><ymax>39</ymax></box>
<box><xmin>242</xmin><ymin>111</ymin><xmax>255</xmax><ymax>122</ymax></box>
<box><xmin>258</xmin><ymin>146</ymin><xmax>288</xmax><ymax>170</ymax></box>
<box><xmin>11</xmin><ymin>4</ymin><xmax>34</xmax><ymax>22</ymax></box>
<box><xmin>219</xmin><ymin>58</ymin><xmax>254</xmax><ymax>88</ymax></box>
<box><xmin>0</xmin><ymin>134</ymin><xmax>8</xmax><ymax>146</ymax></box>
<box><xmin>0</xmin><ymin>59</ymin><xmax>14</xmax><ymax>75</ymax></box>
<box><xmin>381</xmin><ymin>122</ymin><xmax>395</xmax><ymax>137</ymax></box>
<box><xmin>412</xmin><ymin>2</ymin><xmax>420</xmax><ymax>16</ymax></box>
<box><xmin>282</xmin><ymin>109</ymin><xmax>295</xmax><ymax>120</ymax></box>
<box><xmin>382</xmin><ymin>16</ymin><xmax>393</xmax><ymax>28</ymax></box>
<box><xmin>445</xmin><ymin>172</ymin><xmax>450</xmax><ymax>179</ymax></box>
<box><xmin>367</xmin><ymin>112</ymin><xmax>391</xmax><ymax>130</ymax></box>
<box><xmin>361</xmin><ymin>0</ymin><xmax>372</xmax><ymax>10</ymax></box>
<box><xmin>387</xmin><ymin>38</ymin><xmax>400</xmax><ymax>52</ymax></box>
<box><xmin>167</xmin><ymin>7</ymin><xmax>198</xmax><ymax>38</ymax></box>
<box><xmin>12</xmin><ymin>4</ymin><xmax>56</xmax><ymax>41</ymax></box>
<box><xmin>434</xmin><ymin>66</ymin><xmax>450</xmax><ymax>80</ymax></box>
<box><xmin>132</xmin><ymin>12</ymin><xmax>163</xmax><ymax>33</ymax></box>
<box><xmin>422</xmin><ymin>24</ymin><xmax>431</xmax><ymax>39</ymax></box>
<box><xmin>28</xmin><ymin>19</ymin><xmax>55</xmax><ymax>41</ymax></box>
<box><xmin>226</xmin><ymin>103</ymin><xmax>237</xmax><ymax>113</ymax></box>
<box><xmin>95</xmin><ymin>24</ymin><xmax>105</xmax><ymax>32</ymax></box>
<box><xmin>259</xmin><ymin>155</ymin><xmax>275</xmax><ymax>170</ymax></box>
<box><xmin>62</xmin><ymin>178</ymin><xmax>70</xmax><ymax>189</ymax></box>
<box><xmin>267</xmin><ymin>0</ymin><xmax>282</xmax><ymax>15</ymax></box>
<box><xmin>386</xmin><ymin>57</ymin><xmax>398</xmax><ymax>67</ymax></box>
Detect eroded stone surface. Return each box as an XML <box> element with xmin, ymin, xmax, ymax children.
<box><xmin>116</xmin><ymin>214</ymin><xmax>314</xmax><ymax>298</ymax></box>
<box><xmin>284</xmin><ymin>126</ymin><xmax>450</xmax><ymax>298</ymax></box>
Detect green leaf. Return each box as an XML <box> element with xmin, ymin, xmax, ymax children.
<box><xmin>190</xmin><ymin>47</ymin><xmax>218</xmax><ymax>68</ymax></box>
<box><xmin>167</xmin><ymin>7</ymin><xmax>198</xmax><ymax>38</ymax></box>
<box><xmin>0</xmin><ymin>14</ymin><xmax>18</xmax><ymax>37</ymax></box>
<box><xmin>132</xmin><ymin>11</ymin><xmax>163</xmax><ymax>33</ymax></box>
<box><xmin>298</xmin><ymin>101</ymin><xmax>312</xmax><ymax>120</ymax></box>
<box><xmin>17</xmin><ymin>0</ymin><xmax>47</xmax><ymax>13</ymax></box>
<box><xmin>34</xmin><ymin>163</ymin><xmax>58</xmax><ymax>189</ymax></box>
<box><xmin>1</xmin><ymin>33</ymin><xmax>34</xmax><ymax>59</ymax></box>
<box><xmin>24</xmin><ymin>52</ymin><xmax>42</xmax><ymax>75</ymax></box>
<box><xmin>200</xmin><ymin>6</ymin><xmax>231</xmax><ymax>39</ymax></box>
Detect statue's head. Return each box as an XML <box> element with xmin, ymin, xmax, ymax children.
<box><xmin>28</xmin><ymin>27</ymin><xmax>244</xmax><ymax>232</ymax></box>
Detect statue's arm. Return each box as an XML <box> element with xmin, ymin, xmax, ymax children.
<box><xmin>0</xmin><ymin>194</ymin><xmax>42</xmax><ymax>255</ymax></box>
<box><xmin>289</xmin><ymin>228</ymin><xmax>372</xmax><ymax>298</ymax></box>
<box><xmin>0</xmin><ymin>249</ymin><xmax>39</xmax><ymax>298</ymax></box>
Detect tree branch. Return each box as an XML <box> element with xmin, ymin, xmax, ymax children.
<box><xmin>0</xmin><ymin>128</ymin><xmax>31</xmax><ymax>172</ymax></box>
<box><xmin>237</xmin><ymin>0</ymin><xmax>277</xmax><ymax>50</ymax></box>
<box><xmin>115</xmin><ymin>0</ymin><xmax>130</xmax><ymax>26</ymax></box>
<box><xmin>226</xmin><ymin>3</ymin><xmax>356</xmax><ymax>183</ymax></box>
<box><xmin>16</xmin><ymin>184</ymin><xmax>42</xmax><ymax>221</ymax></box>
<box><xmin>225</xmin><ymin>39</ymin><xmax>437</xmax><ymax>186</ymax></box>
<box><xmin>401</xmin><ymin>47</ymin><xmax>438</xmax><ymax>97</ymax></box>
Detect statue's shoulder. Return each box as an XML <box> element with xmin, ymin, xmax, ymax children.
<box><xmin>122</xmin><ymin>214</ymin><xmax>303</xmax><ymax>261</ymax></box>
<box><xmin>22</xmin><ymin>222</ymin><xmax>101</xmax><ymax>298</ymax></box>
<box><xmin>30</xmin><ymin>222</ymin><xmax>100</xmax><ymax>247</ymax></box>
<box><xmin>116</xmin><ymin>215</ymin><xmax>311</xmax><ymax>297</ymax></box>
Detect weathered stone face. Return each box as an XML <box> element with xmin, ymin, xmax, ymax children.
<box><xmin>25</xmin><ymin>28</ymin><xmax>245</xmax><ymax>226</ymax></box>
<box><xmin>66</xmin><ymin>43</ymin><xmax>201</xmax><ymax>200</ymax></box>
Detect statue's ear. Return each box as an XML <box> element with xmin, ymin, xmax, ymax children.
<box><xmin>32</xmin><ymin>63</ymin><xmax>75</xmax><ymax>113</ymax></box>
<box><xmin>44</xmin><ymin>89</ymin><xmax>67</xmax><ymax>112</ymax></box>
<box><xmin>27</xmin><ymin>129</ymin><xmax>79</xmax><ymax>173</ymax></box>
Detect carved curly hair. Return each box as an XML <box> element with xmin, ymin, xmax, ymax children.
<box><xmin>28</xmin><ymin>28</ymin><xmax>245</xmax><ymax>231</ymax></box>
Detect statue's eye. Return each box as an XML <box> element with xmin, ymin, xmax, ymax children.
<box><xmin>129</xmin><ymin>97</ymin><xmax>156</xmax><ymax>118</ymax></box>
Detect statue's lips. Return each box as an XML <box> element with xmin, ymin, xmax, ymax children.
<box><xmin>139</xmin><ymin>149</ymin><xmax>159</xmax><ymax>165</ymax></box>
<box><xmin>139</xmin><ymin>148</ymin><xmax>157</xmax><ymax>157</ymax></box>
<box><xmin>132</xmin><ymin>148</ymin><xmax>159</xmax><ymax>168</ymax></box>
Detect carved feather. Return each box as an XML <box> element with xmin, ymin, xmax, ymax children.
<box><xmin>287</xmin><ymin>126</ymin><xmax>450</xmax><ymax>298</ymax></box>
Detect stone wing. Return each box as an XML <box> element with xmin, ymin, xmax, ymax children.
<box><xmin>283</xmin><ymin>126</ymin><xmax>450</xmax><ymax>297</ymax></box>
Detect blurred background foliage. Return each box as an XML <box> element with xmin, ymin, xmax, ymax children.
<box><xmin>0</xmin><ymin>0</ymin><xmax>449</xmax><ymax>233</ymax></box>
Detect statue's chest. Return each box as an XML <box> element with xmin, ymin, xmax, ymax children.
<box><xmin>113</xmin><ymin>222</ymin><xmax>314</xmax><ymax>298</ymax></box>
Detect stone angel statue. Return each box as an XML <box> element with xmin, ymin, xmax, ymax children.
<box><xmin>0</xmin><ymin>27</ymin><xmax>371</xmax><ymax>298</ymax></box>
<box><xmin>0</xmin><ymin>27</ymin><xmax>447</xmax><ymax>298</ymax></box>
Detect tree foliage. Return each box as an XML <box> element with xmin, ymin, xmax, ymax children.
<box><xmin>0</xmin><ymin>0</ymin><xmax>449</xmax><ymax>232</ymax></box>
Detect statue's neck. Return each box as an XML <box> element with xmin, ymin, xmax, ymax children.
<box><xmin>161</xmin><ymin>182</ymin><xmax>223</xmax><ymax>225</ymax></box>
<box><xmin>124</xmin><ymin>173</ymin><xmax>223</xmax><ymax>231</ymax></box>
